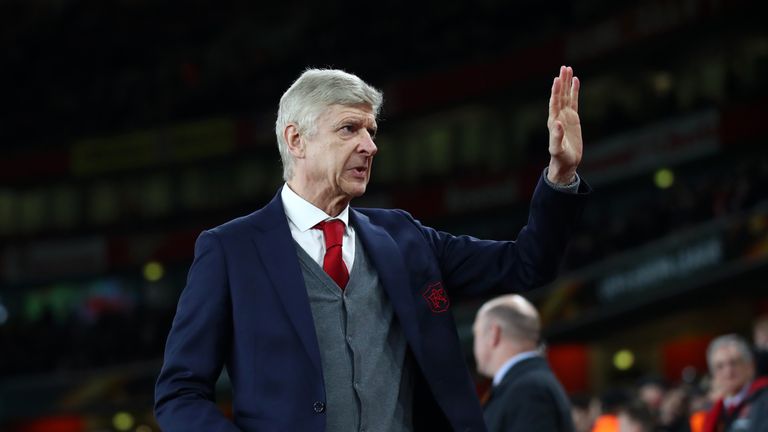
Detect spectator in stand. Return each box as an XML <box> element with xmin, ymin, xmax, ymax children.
<box><xmin>636</xmin><ymin>376</ymin><xmax>667</xmax><ymax>418</ymax></box>
<box><xmin>571</xmin><ymin>393</ymin><xmax>599</xmax><ymax>432</ymax></box>
<box><xmin>657</xmin><ymin>385</ymin><xmax>692</xmax><ymax>432</ymax></box>
<box><xmin>688</xmin><ymin>383</ymin><xmax>712</xmax><ymax>432</ymax></box>
<box><xmin>592</xmin><ymin>389</ymin><xmax>631</xmax><ymax>432</ymax></box>
<box><xmin>702</xmin><ymin>334</ymin><xmax>768</xmax><ymax>432</ymax></box>
<box><xmin>617</xmin><ymin>400</ymin><xmax>655</xmax><ymax>432</ymax></box>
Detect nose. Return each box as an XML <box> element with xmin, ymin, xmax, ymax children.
<box><xmin>358</xmin><ymin>130</ymin><xmax>377</xmax><ymax>156</ymax></box>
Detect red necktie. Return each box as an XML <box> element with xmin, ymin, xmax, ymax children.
<box><xmin>313</xmin><ymin>220</ymin><xmax>349</xmax><ymax>289</ymax></box>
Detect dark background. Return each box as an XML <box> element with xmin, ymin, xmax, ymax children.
<box><xmin>1</xmin><ymin>0</ymin><xmax>767</xmax><ymax>430</ymax></box>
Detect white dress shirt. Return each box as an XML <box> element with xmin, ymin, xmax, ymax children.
<box><xmin>280</xmin><ymin>184</ymin><xmax>356</xmax><ymax>271</ymax></box>
<box><xmin>492</xmin><ymin>350</ymin><xmax>541</xmax><ymax>387</ymax></box>
<box><xmin>724</xmin><ymin>381</ymin><xmax>751</xmax><ymax>410</ymax></box>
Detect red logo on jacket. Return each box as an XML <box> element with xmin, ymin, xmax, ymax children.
<box><xmin>423</xmin><ymin>282</ymin><xmax>450</xmax><ymax>313</ymax></box>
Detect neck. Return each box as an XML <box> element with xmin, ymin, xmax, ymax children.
<box><xmin>726</xmin><ymin>380</ymin><xmax>753</xmax><ymax>399</ymax></box>
<box><xmin>490</xmin><ymin>344</ymin><xmax>537</xmax><ymax>377</ymax></box>
<box><xmin>287</xmin><ymin>179</ymin><xmax>350</xmax><ymax>217</ymax></box>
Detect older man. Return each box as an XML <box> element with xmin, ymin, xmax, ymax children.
<box><xmin>703</xmin><ymin>334</ymin><xmax>768</xmax><ymax>432</ymax></box>
<box><xmin>473</xmin><ymin>294</ymin><xmax>574</xmax><ymax>431</ymax></box>
<box><xmin>155</xmin><ymin>67</ymin><xmax>590</xmax><ymax>432</ymax></box>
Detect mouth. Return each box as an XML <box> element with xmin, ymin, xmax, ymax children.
<box><xmin>348</xmin><ymin>165</ymin><xmax>368</xmax><ymax>179</ymax></box>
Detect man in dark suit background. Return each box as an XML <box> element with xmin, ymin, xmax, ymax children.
<box><xmin>474</xmin><ymin>294</ymin><xmax>575</xmax><ymax>432</ymax></box>
<box><xmin>155</xmin><ymin>66</ymin><xmax>589</xmax><ymax>431</ymax></box>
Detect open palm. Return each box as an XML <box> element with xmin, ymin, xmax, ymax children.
<box><xmin>547</xmin><ymin>66</ymin><xmax>583</xmax><ymax>185</ymax></box>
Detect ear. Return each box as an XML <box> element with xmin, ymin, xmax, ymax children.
<box><xmin>490</xmin><ymin>323</ymin><xmax>502</xmax><ymax>348</ymax></box>
<box><xmin>284</xmin><ymin>124</ymin><xmax>305</xmax><ymax>158</ymax></box>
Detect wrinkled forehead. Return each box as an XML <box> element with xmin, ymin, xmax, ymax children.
<box><xmin>317</xmin><ymin>103</ymin><xmax>376</xmax><ymax>123</ymax></box>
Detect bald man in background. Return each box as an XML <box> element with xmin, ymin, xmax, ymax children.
<box><xmin>473</xmin><ymin>294</ymin><xmax>574</xmax><ymax>432</ymax></box>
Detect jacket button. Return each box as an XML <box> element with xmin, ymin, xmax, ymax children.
<box><xmin>313</xmin><ymin>401</ymin><xmax>325</xmax><ymax>413</ymax></box>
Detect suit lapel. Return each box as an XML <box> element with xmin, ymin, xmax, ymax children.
<box><xmin>249</xmin><ymin>191</ymin><xmax>322</xmax><ymax>375</ymax></box>
<box><xmin>351</xmin><ymin>209</ymin><xmax>424</xmax><ymax>359</ymax></box>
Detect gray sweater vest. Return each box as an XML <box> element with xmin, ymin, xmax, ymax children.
<box><xmin>295</xmin><ymin>234</ymin><xmax>413</xmax><ymax>432</ymax></box>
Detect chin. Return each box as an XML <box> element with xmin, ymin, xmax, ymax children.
<box><xmin>348</xmin><ymin>185</ymin><xmax>367</xmax><ymax>198</ymax></box>
<box><xmin>342</xmin><ymin>180</ymin><xmax>369</xmax><ymax>198</ymax></box>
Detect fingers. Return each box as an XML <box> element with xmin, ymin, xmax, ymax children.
<box><xmin>571</xmin><ymin>76</ymin><xmax>580</xmax><ymax>112</ymax></box>
<box><xmin>549</xmin><ymin>76</ymin><xmax>560</xmax><ymax>119</ymax></box>
<box><xmin>557</xmin><ymin>66</ymin><xmax>566</xmax><ymax>111</ymax></box>
<box><xmin>550</xmin><ymin>66</ymin><xmax>578</xmax><ymax>118</ymax></box>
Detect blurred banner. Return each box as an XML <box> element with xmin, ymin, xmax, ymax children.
<box><xmin>538</xmin><ymin>202</ymin><xmax>768</xmax><ymax>334</ymax></box>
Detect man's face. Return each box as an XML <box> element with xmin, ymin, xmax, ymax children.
<box><xmin>571</xmin><ymin>406</ymin><xmax>594</xmax><ymax>432</ymax></box>
<box><xmin>300</xmin><ymin>103</ymin><xmax>377</xmax><ymax>202</ymax></box>
<box><xmin>472</xmin><ymin>315</ymin><xmax>493</xmax><ymax>378</ymax></box>
<box><xmin>710</xmin><ymin>344</ymin><xmax>754</xmax><ymax>396</ymax></box>
<box><xmin>638</xmin><ymin>384</ymin><xmax>664</xmax><ymax>410</ymax></box>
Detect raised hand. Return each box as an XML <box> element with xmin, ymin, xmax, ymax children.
<box><xmin>547</xmin><ymin>65</ymin><xmax>583</xmax><ymax>185</ymax></box>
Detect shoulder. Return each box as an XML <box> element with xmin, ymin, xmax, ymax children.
<box><xmin>352</xmin><ymin>207</ymin><xmax>427</xmax><ymax>235</ymax></box>
<box><xmin>203</xmin><ymin>212</ymin><xmax>257</xmax><ymax>240</ymax></box>
<box><xmin>355</xmin><ymin>207</ymin><xmax>416</xmax><ymax>223</ymax></box>
<box><xmin>204</xmin><ymin>198</ymin><xmax>284</xmax><ymax>244</ymax></box>
<box><xmin>505</xmin><ymin>359</ymin><xmax>563</xmax><ymax>393</ymax></box>
<box><xmin>207</xmin><ymin>193</ymin><xmax>285</xmax><ymax>237</ymax></box>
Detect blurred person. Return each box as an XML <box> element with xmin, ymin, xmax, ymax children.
<box><xmin>617</xmin><ymin>400</ymin><xmax>655</xmax><ymax>432</ymax></box>
<box><xmin>572</xmin><ymin>393</ymin><xmax>600</xmax><ymax>432</ymax></box>
<box><xmin>637</xmin><ymin>376</ymin><xmax>667</xmax><ymax>417</ymax></box>
<box><xmin>658</xmin><ymin>386</ymin><xmax>691</xmax><ymax>432</ymax></box>
<box><xmin>592</xmin><ymin>389</ymin><xmax>632</xmax><ymax>432</ymax></box>
<box><xmin>689</xmin><ymin>381</ymin><xmax>715</xmax><ymax>432</ymax></box>
<box><xmin>473</xmin><ymin>294</ymin><xmax>575</xmax><ymax>431</ymax></box>
<box><xmin>753</xmin><ymin>314</ymin><xmax>768</xmax><ymax>377</ymax></box>
<box><xmin>702</xmin><ymin>334</ymin><xmax>768</xmax><ymax>432</ymax></box>
<box><xmin>154</xmin><ymin>66</ymin><xmax>590</xmax><ymax>432</ymax></box>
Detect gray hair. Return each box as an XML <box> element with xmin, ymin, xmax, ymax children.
<box><xmin>706</xmin><ymin>334</ymin><xmax>754</xmax><ymax>372</ymax></box>
<box><xmin>480</xmin><ymin>294</ymin><xmax>541</xmax><ymax>344</ymax></box>
<box><xmin>275</xmin><ymin>69</ymin><xmax>384</xmax><ymax>181</ymax></box>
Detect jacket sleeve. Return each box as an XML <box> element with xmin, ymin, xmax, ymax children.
<box><xmin>416</xmin><ymin>173</ymin><xmax>589</xmax><ymax>297</ymax></box>
<box><xmin>154</xmin><ymin>230</ymin><xmax>241</xmax><ymax>432</ymax></box>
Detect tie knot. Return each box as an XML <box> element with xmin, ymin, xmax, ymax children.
<box><xmin>314</xmin><ymin>219</ymin><xmax>345</xmax><ymax>248</ymax></box>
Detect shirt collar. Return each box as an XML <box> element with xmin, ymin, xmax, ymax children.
<box><xmin>280</xmin><ymin>183</ymin><xmax>350</xmax><ymax>232</ymax></box>
<box><xmin>724</xmin><ymin>381</ymin><xmax>752</xmax><ymax>409</ymax></box>
<box><xmin>493</xmin><ymin>350</ymin><xmax>540</xmax><ymax>387</ymax></box>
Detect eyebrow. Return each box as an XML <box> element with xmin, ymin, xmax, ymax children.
<box><xmin>335</xmin><ymin>117</ymin><xmax>378</xmax><ymax>132</ymax></box>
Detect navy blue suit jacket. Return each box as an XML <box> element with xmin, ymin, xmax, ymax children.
<box><xmin>483</xmin><ymin>356</ymin><xmax>575</xmax><ymax>432</ymax></box>
<box><xmin>155</xmin><ymin>175</ymin><xmax>589</xmax><ymax>432</ymax></box>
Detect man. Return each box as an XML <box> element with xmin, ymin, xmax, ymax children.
<box><xmin>657</xmin><ymin>386</ymin><xmax>692</xmax><ymax>432</ymax></box>
<box><xmin>636</xmin><ymin>376</ymin><xmax>666</xmax><ymax>418</ymax></box>
<box><xmin>617</xmin><ymin>401</ymin><xmax>655</xmax><ymax>432</ymax></box>
<box><xmin>702</xmin><ymin>334</ymin><xmax>768</xmax><ymax>432</ymax></box>
<box><xmin>155</xmin><ymin>66</ymin><xmax>590</xmax><ymax>431</ymax></box>
<box><xmin>570</xmin><ymin>393</ymin><xmax>598</xmax><ymax>432</ymax></box>
<box><xmin>473</xmin><ymin>294</ymin><xmax>575</xmax><ymax>431</ymax></box>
